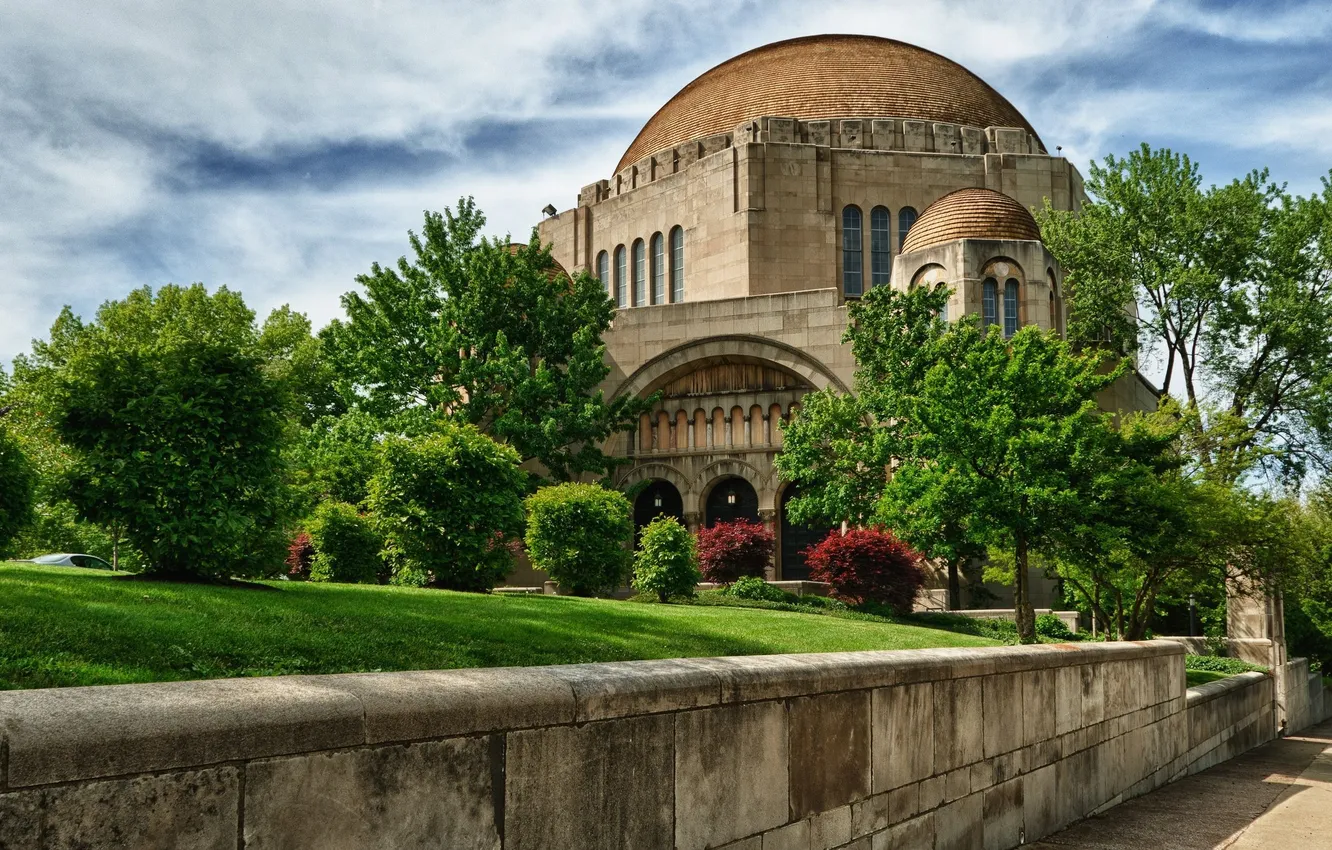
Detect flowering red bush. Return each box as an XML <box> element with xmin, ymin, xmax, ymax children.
<box><xmin>805</xmin><ymin>528</ymin><xmax>925</xmax><ymax>612</ymax></box>
<box><xmin>286</xmin><ymin>532</ymin><xmax>314</xmax><ymax>580</ymax></box>
<box><xmin>696</xmin><ymin>519</ymin><xmax>774</xmax><ymax>583</ymax></box>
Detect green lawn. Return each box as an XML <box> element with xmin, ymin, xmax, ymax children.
<box><xmin>0</xmin><ymin>563</ymin><xmax>998</xmax><ymax>690</ymax></box>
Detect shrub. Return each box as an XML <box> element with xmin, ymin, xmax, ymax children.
<box><xmin>696</xmin><ymin>520</ymin><xmax>774</xmax><ymax>583</ymax></box>
<box><xmin>804</xmin><ymin>528</ymin><xmax>925</xmax><ymax>613</ymax></box>
<box><xmin>368</xmin><ymin>424</ymin><xmax>527</xmax><ymax>591</ymax></box>
<box><xmin>306</xmin><ymin>502</ymin><xmax>381</xmax><ymax>584</ymax></box>
<box><xmin>632</xmin><ymin>517</ymin><xmax>700</xmax><ymax>602</ymax></box>
<box><xmin>1184</xmin><ymin>654</ymin><xmax>1267</xmax><ymax>674</ymax></box>
<box><xmin>723</xmin><ymin>575</ymin><xmax>791</xmax><ymax>603</ymax></box>
<box><xmin>286</xmin><ymin>532</ymin><xmax>314</xmax><ymax>580</ymax></box>
<box><xmin>1035</xmin><ymin>613</ymin><xmax>1076</xmax><ymax>641</ymax></box>
<box><xmin>0</xmin><ymin>425</ymin><xmax>35</xmax><ymax>558</ymax></box>
<box><xmin>525</xmin><ymin>483</ymin><xmax>633</xmax><ymax>596</ymax></box>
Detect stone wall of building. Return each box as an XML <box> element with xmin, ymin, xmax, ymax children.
<box><xmin>0</xmin><ymin>641</ymin><xmax>1307</xmax><ymax>850</ymax></box>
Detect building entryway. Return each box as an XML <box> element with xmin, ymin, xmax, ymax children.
<box><xmin>779</xmin><ymin>483</ymin><xmax>828</xmax><ymax>581</ymax></box>
<box><xmin>704</xmin><ymin>477</ymin><xmax>759</xmax><ymax>527</ymax></box>
<box><xmin>633</xmin><ymin>480</ymin><xmax>685</xmax><ymax>542</ymax></box>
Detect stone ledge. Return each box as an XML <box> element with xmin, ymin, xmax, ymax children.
<box><xmin>1185</xmin><ymin>670</ymin><xmax>1270</xmax><ymax>708</ymax></box>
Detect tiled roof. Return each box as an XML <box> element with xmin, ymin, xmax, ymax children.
<box><xmin>617</xmin><ymin>34</ymin><xmax>1041</xmax><ymax>173</ymax></box>
<box><xmin>901</xmin><ymin>188</ymin><xmax>1042</xmax><ymax>253</ymax></box>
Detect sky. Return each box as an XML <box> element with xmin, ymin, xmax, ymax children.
<box><xmin>3</xmin><ymin>0</ymin><xmax>1331</xmax><ymax>368</ymax></box>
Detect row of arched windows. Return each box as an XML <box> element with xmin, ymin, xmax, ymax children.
<box><xmin>841</xmin><ymin>205</ymin><xmax>917</xmax><ymax>297</ymax></box>
<box><xmin>596</xmin><ymin>227</ymin><xmax>685</xmax><ymax>308</ymax></box>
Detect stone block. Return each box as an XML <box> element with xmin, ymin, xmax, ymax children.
<box><xmin>933</xmin><ymin>792</ymin><xmax>983</xmax><ymax>850</ymax></box>
<box><xmin>1022</xmin><ymin>668</ymin><xmax>1057</xmax><ymax>745</ymax></box>
<box><xmin>809</xmin><ymin>804</ymin><xmax>851</xmax><ymax>849</ymax></box>
<box><xmin>1054</xmin><ymin>665</ymin><xmax>1083</xmax><ymax>735</ymax></box>
<box><xmin>676</xmin><ymin>701</ymin><xmax>789</xmax><ymax>850</ymax></box>
<box><xmin>1080</xmin><ymin>663</ymin><xmax>1106</xmax><ymax>726</ymax></box>
<box><xmin>506</xmin><ymin>714</ymin><xmax>674</xmax><ymax>850</ymax></box>
<box><xmin>1022</xmin><ymin>762</ymin><xmax>1059</xmax><ymax>840</ymax></box>
<box><xmin>983</xmin><ymin>673</ymin><xmax>1024</xmax><ymax>757</ymax></box>
<box><xmin>0</xmin><ymin>677</ymin><xmax>364</xmax><ymax>787</ymax></box>
<box><xmin>889</xmin><ymin>781</ymin><xmax>920</xmax><ymax>824</ymax></box>
<box><xmin>244</xmin><ymin>738</ymin><xmax>498</xmax><ymax>850</ymax></box>
<box><xmin>871</xmin><ymin>811</ymin><xmax>933</xmax><ymax>850</ymax></box>
<box><xmin>934</xmin><ymin>676</ymin><xmax>983</xmax><ymax>772</ymax></box>
<box><xmin>545</xmin><ymin>658</ymin><xmax>721</xmax><ymax>721</ymax></box>
<box><xmin>871</xmin><ymin>681</ymin><xmax>934</xmax><ymax>791</ymax></box>
<box><xmin>851</xmin><ymin>791</ymin><xmax>891</xmax><ymax>837</ymax></box>
<box><xmin>944</xmin><ymin>766</ymin><xmax>971</xmax><ymax>803</ymax></box>
<box><xmin>982</xmin><ymin>777</ymin><xmax>1023</xmax><ymax>850</ymax></box>
<box><xmin>0</xmin><ymin>767</ymin><xmax>237</xmax><ymax>850</ymax></box>
<box><xmin>763</xmin><ymin>820</ymin><xmax>810</xmax><ymax>850</ymax></box>
<box><xmin>789</xmin><ymin>691</ymin><xmax>870</xmax><ymax>817</ymax></box>
<box><xmin>918</xmin><ymin>775</ymin><xmax>945</xmax><ymax>812</ymax></box>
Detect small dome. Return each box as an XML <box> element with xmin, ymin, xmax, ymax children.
<box><xmin>618</xmin><ymin>34</ymin><xmax>1042</xmax><ymax>173</ymax></box>
<box><xmin>900</xmin><ymin>188</ymin><xmax>1041</xmax><ymax>254</ymax></box>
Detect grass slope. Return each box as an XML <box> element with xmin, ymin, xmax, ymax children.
<box><xmin>0</xmin><ymin>563</ymin><xmax>997</xmax><ymax>690</ymax></box>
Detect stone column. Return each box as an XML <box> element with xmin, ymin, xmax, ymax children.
<box><xmin>725</xmin><ymin>417</ymin><xmax>733</xmax><ymax>447</ymax></box>
<box><xmin>684</xmin><ymin>512</ymin><xmax>702</xmax><ymax>534</ymax></box>
<box><xmin>687</xmin><ymin>422</ymin><xmax>695</xmax><ymax>449</ymax></box>
<box><xmin>758</xmin><ymin>508</ymin><xmax>778</xmax><ymax>581</ymax></box>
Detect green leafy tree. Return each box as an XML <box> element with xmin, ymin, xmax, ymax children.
<box><xmin>289</xmin><ymin>410</ymin><xmax>383</xmax><ymax>512</ymax></box>
<box><xmin>524</xmin><ymin>482</ymin><xmax>633</xmax><ymax>596</ymax></box>
<box><xmin>0</xmin><ymin>419</ymin><xmax>36</xmax><ymax>557</ymax></box>
<box><xmin>323</xmin><ymin>198</ymin><xmax>647</xmax><ymax>481</ymax></box>
<box><xmin>1038</xmin><ymin>146</ymin><xmax>1332</xmax><ymax>485</ymax></box>
<box><xmin>307</xmin><ymin>501</ymin><xmax>382</xmax><ymax>584</ymax></box>
<box><xmin>37</xmin><ymin>285</ymin><xmax>289</xmax><ymax>579</ymax></box>
<box><xmin>368</xmin><ymin>423</ymin><xmax>526</xmax><ymax>591</ymax></box>
<box><xmin>632</xmin><ymin>516</ymin><xmax>700</xmax><ymax>602</ymax></box>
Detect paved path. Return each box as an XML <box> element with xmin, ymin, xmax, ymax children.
<box><xmin>1030</xmin><ymin>718</ymin><xmax>1332</xmax><ymax>849</ymax></box>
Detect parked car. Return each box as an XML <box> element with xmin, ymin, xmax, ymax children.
<box><xmin>24</xmin><ymin>553</ymin><xmax>114</xmax><ymax>570</ymax></box>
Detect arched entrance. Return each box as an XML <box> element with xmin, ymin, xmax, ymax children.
<box><xmin>704</xmin><ymin>477</ymin><xmax>759</xmax><ymax>527</ymax></box>
<box><xmin>633</xmin><ymin>480</ymin><xmax>685</xmax><ymax>542</ymax></box>
<box><xmin>780</xmin><ymin>483</ymin><xmax>829</xmax><ymax>581</ymax></box>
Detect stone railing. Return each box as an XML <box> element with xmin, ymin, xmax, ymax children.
<box><xmin>0</xmin><ymin>641</ymin><xmax>1294</xmax><ymax>849</ymax></box>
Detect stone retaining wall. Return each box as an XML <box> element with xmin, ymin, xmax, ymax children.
<box><xmin>1181</xmin><ymin>671</ymin><xmax>1274</xmax><ymax>776</ymax></box>
<box><xmin>0</xmin><ymin>642</ymin><xmax>1286</xmax><ymax>850</ymax></box>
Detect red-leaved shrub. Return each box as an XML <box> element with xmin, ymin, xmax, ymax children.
<box><xmin>805</xmin><ymin>528</ymin><xmax>925</xmax><ymax>612</ymax></box>
<box><xmin>286</xmin><ymin>532</ymin><xmax>314</xmax><ymax>580</ymax></box>
<box><xmin>696</xmin><ymin>519</ymin><xmax>774</xmax><ymax>583</ymax></box>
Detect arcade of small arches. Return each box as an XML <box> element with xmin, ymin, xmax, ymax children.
<box><xmin>596</xmin><ymin>226</ymin><xmax>686</xmax><ymax>309</ymax></box>
<box><xmin>630</xmin><ymin>400</ymin><xmax>802</xmax><ymax>455</ymax></box>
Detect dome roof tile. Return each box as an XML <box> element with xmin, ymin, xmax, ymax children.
<box><xmin>901</xmin><ymin>188</ymin><xmax>1041</xmax><ymax>253</ymax></box>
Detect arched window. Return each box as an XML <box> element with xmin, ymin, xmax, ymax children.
<box><xmin>1003</xmin><ymin>278</ymin><xmax>1020</xmax><ymax>337</ymax></box>
<box><xmin>982</xmin><ymin>278</ymin><xmax>998</xmax><ymax>328</ymax></box>
<box><xmin>842</xmin><ymin>205</ymin><xmax>863</xmax><ymax>297</ymax></box>
<box><xmin>898</xmin><ymin>207</ymin><xmax>918</xmax><ymax>251</ymax></box>
<box><xmin>670</xmin><ymin>226</ymin><xmax>685</xmax><ymax>302</ymax></box>
<box><xmin>870</xmin><ymin>206</ymin><xmax>891</xmax><ymax>288</ymax></box>
<box><xmin>650</xmin><ymin>233</ymin><xmax>665</xmax><ymax>305</ymax></box>
<box><xmin>614</xmin><ymin>245</ymin><xmax>627</xmax><ymax>309</ymax></box>
<box><xmin>596</xmin><ymin>251</ymin><xmax>610</xmax><ymax>297</ymax></box>
<box><xmin>632</xmin><ymin>239</ymin><xmax>646</xmax><ymax>307</ymax></box>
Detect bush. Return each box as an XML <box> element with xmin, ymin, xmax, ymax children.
<box><xmin>804</xmin><ymin>528</ymin><xmax>925</xmax><ymax>613</ymax></box>
<box><xmin>286</xmin><ymin>532</ymin><xmax>314</xmax><ymax>580</ymax></box>
<box><xmin>696</xmin><ymin>520</ymin><xmax>773</xmax><ymax>583</ymax></box>
<box><xmin>306</xmin><ymin>502</ymin><xmax>381</xmax><ymax>584</ymax></box>
<box><xmin>1035</xmin><ymin>613</ymin><xmax>1076</xmax><ymax>641</ymax></box>
<box><xmin>1184</xmin><ymin>654</ymin><xmax>1267</xmax><ymax>674</ymax></box>
<box><xmin>632</xmin><ymin>517</ymin><xmax>700</xmax><ymax>602</ymax></box>
<box><xmin>525</xmin><ymin>483</ymin><xmax>633</xmax><ymax>596</ymax></box>
<box><xmin>723</xmin><ymin>575</ymin><xmax>791</xmax><ymax>603</ymax></box>
<box><xmin>0</xmin><ymin>424</ymin><xmax>35</xmax><ymax>558</ymax></box>
<box><xmin>368</xmin><ymin>424</ymin><xmax>527</xmax><ymax>591</ymax></box>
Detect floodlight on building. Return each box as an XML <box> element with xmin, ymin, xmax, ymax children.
<box><xmin>541</xmin><ymin>203</ymin><xmax>557</xmax><ymax>218</ymax></box>
<box><xmin>726</xmin><ymin>489</ymin><xmax>737</xmax><ymax>505</ymax></box>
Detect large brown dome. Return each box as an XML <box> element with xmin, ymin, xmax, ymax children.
<box><xmin>901</xmin><ymin>188</ymin><xmax>1041</xmax><ymax>253</ymax></box>
<box><xmin>617</xmin><ymin>34</ymin><xmax>1042</xmax><ymax>173</ymax></box>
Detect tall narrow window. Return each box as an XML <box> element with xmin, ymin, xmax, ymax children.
<box><xmin>670</xmin><ymin>226</ymin><xmax>685</xmax><ymax>302</ymax></box>
<box><xmin>898</xmin><ymin>207</ymin><xmax>918</xmax><ymax>251</ymax></box>
<box><xmin>937</xmin><ymin>286</ymin><xmax>949</xmax><ymax>322</ymax></box>
<box><xmin>632</xmin><ymin>239</ymin><xmax>646</xmax><ymax>307</ymax></box>
<box><xmin>870</xmin><ymin>206</ymin><xmax>891</xmax><ymax>287</ymax></box>
<box><xmin>1003</xmin><ymin>279</ymin><xmax>1020</xmax><ymax>337</ymax></box>
<box><xmin>842</xmin><ymin>205</ymin><xmax>863</xmax><ymax>297</ymax></box>
<box><xmin>650</xmin><ymin>233</ymin><xmax>665</xmax><ymax>305</ymax></box>
<box><xmin>614</xmin><ymin>245</ymin><xmax>627</xmax><ymax>309</ymax></box>
<box><xmin>982</xmin><ymin>278</ymin><xmax>998</xmax><ymax>328</ymax></box>
<box><xmin>596</xmin><ymin>251</ymin><xmax>610</xmax><ymax>297</ymax></box>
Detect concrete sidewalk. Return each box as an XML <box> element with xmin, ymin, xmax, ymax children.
<box><xmin>1029</xmin><ymin>718</ymin><xmax>1332</xmax><ymax>849</ymax></box>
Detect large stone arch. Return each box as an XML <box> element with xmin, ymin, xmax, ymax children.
<box><xmin>615</xmin><ymin>461</ymin><xmax>692</xmax><ymax>499</ymax></box>
<box><xmin>695</xmin><ymin>458</ymin><xmax>774</xmax><ymax>513</ymax></box>
<box><xmin>612</xmin><ymin>335</ymin><xmax>849</xmax><ymax>402</ymax></box>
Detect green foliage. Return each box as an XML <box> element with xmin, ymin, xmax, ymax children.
<box><xmin>1035</xmin><ymin>613</ymin><xmax>1076</xmax><ymax>641</ymax></box>
<box><xmin>323</xmin><ymin>199</ymin><xmax>648</xmax><ymax>481</ymax></box>
<box><xmin>0</xmin><ymin>424</ymin><xmax>36</xmax><ymax>557</ymax></box>
<box><xmin>1184</xmin><ymin>654</ymin><xmax>1266</xmax><ymax>674</ymax></box>
<box><xmin>289</xmin><ymin>411</ymin><xmax>383</xmax><ymax>511</ymax></box>
<box><xmin>31</xmin><ymin>285</ymin><xmax>288</xmax><ymax>579</ymax></box>
<box><xmin>524</xmin><ymin>482</ymin><xmax>632</xmax><ymax>596</ymax></box>
<box><xmin>306</xmin><ymin>501</ymin><xmax>382</xmax><ymax>584</ymax></box>
<box><xmin>632</xmin><ymin>516</ymin><xmax>700</xmax><ymax>602</ymax></box>
<box><xmin>368</xmin><ymin>424</ymin><xmax>526</xmax><ymax>591</ymax></box>
<box><xmin>722</xmin><ymin>575</ymin><xmax>791</xmax><ymax>603</ymax></box>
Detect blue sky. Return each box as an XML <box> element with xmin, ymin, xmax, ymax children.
<box><xmin>3</xmin><ymin>0</ymin><xmax>1331</xmax><ymax>367</ymax></box>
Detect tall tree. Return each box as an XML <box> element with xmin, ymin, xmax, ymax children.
<box><xmin>1039</xmin><ymin>146</ymin><xmax>1332</xmax><ymax>485</ymax></box>
<box><xmin>323</xmin><ymin>199</ymin><xmax>646</xmax><ymax>481</ymax></box>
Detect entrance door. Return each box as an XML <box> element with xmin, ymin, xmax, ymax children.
<box><xmin>634</xmin><ymin>480</ymin><xmax>684</xmax><ymax>542</ymax></box>
<box><xmin>704</xmin><ymin>477</ymin><xmax>759</xmax><ymax>527</ymax></box>
<box><xmin>780</xmin><ymin>484</ymin><xmax>828</xmax><ymax>581</ymax></box>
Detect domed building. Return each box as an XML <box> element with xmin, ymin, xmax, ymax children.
<box><xmin>532</xmin><ymin>34</ymin><xmax>1156</xmax><ymax>588</ymax></box>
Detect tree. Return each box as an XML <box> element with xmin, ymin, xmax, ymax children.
<box><xmin>1038</xmin><ymin>147</ymin><xmax>1332</xmax><ymax>486</ymax></box>
<box><xmin>323</xmin><ymin>199</ymin><xmax>648</xmax><ymax>481</ymax></box>
<box><xmin>38</xmin><ymin>285</ymin><xmax>288</xmax><ymax>579</ymax></box>
<box><xmin>632</xmin><ymin>516</ymin><xmax>701</xmax><ymax>602</ymax></box>
<box><xmin>524</xmin><ymin>482</ymin><xmax>633</xmax><ymax>596</ymax></box>
<box><xmin>0</xmin><ymin>419</ymin><xmax>36</xmax><ymax>557</ymax></box>
<box><xmin>804</xmin><ymin>528</ymin><xmax>926</xmax><ymax>612</ymax></box>
<box><xmin>368</xmin><ymin>423</ymin><xmax>527</xmax><ymax>591</ymax></box>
